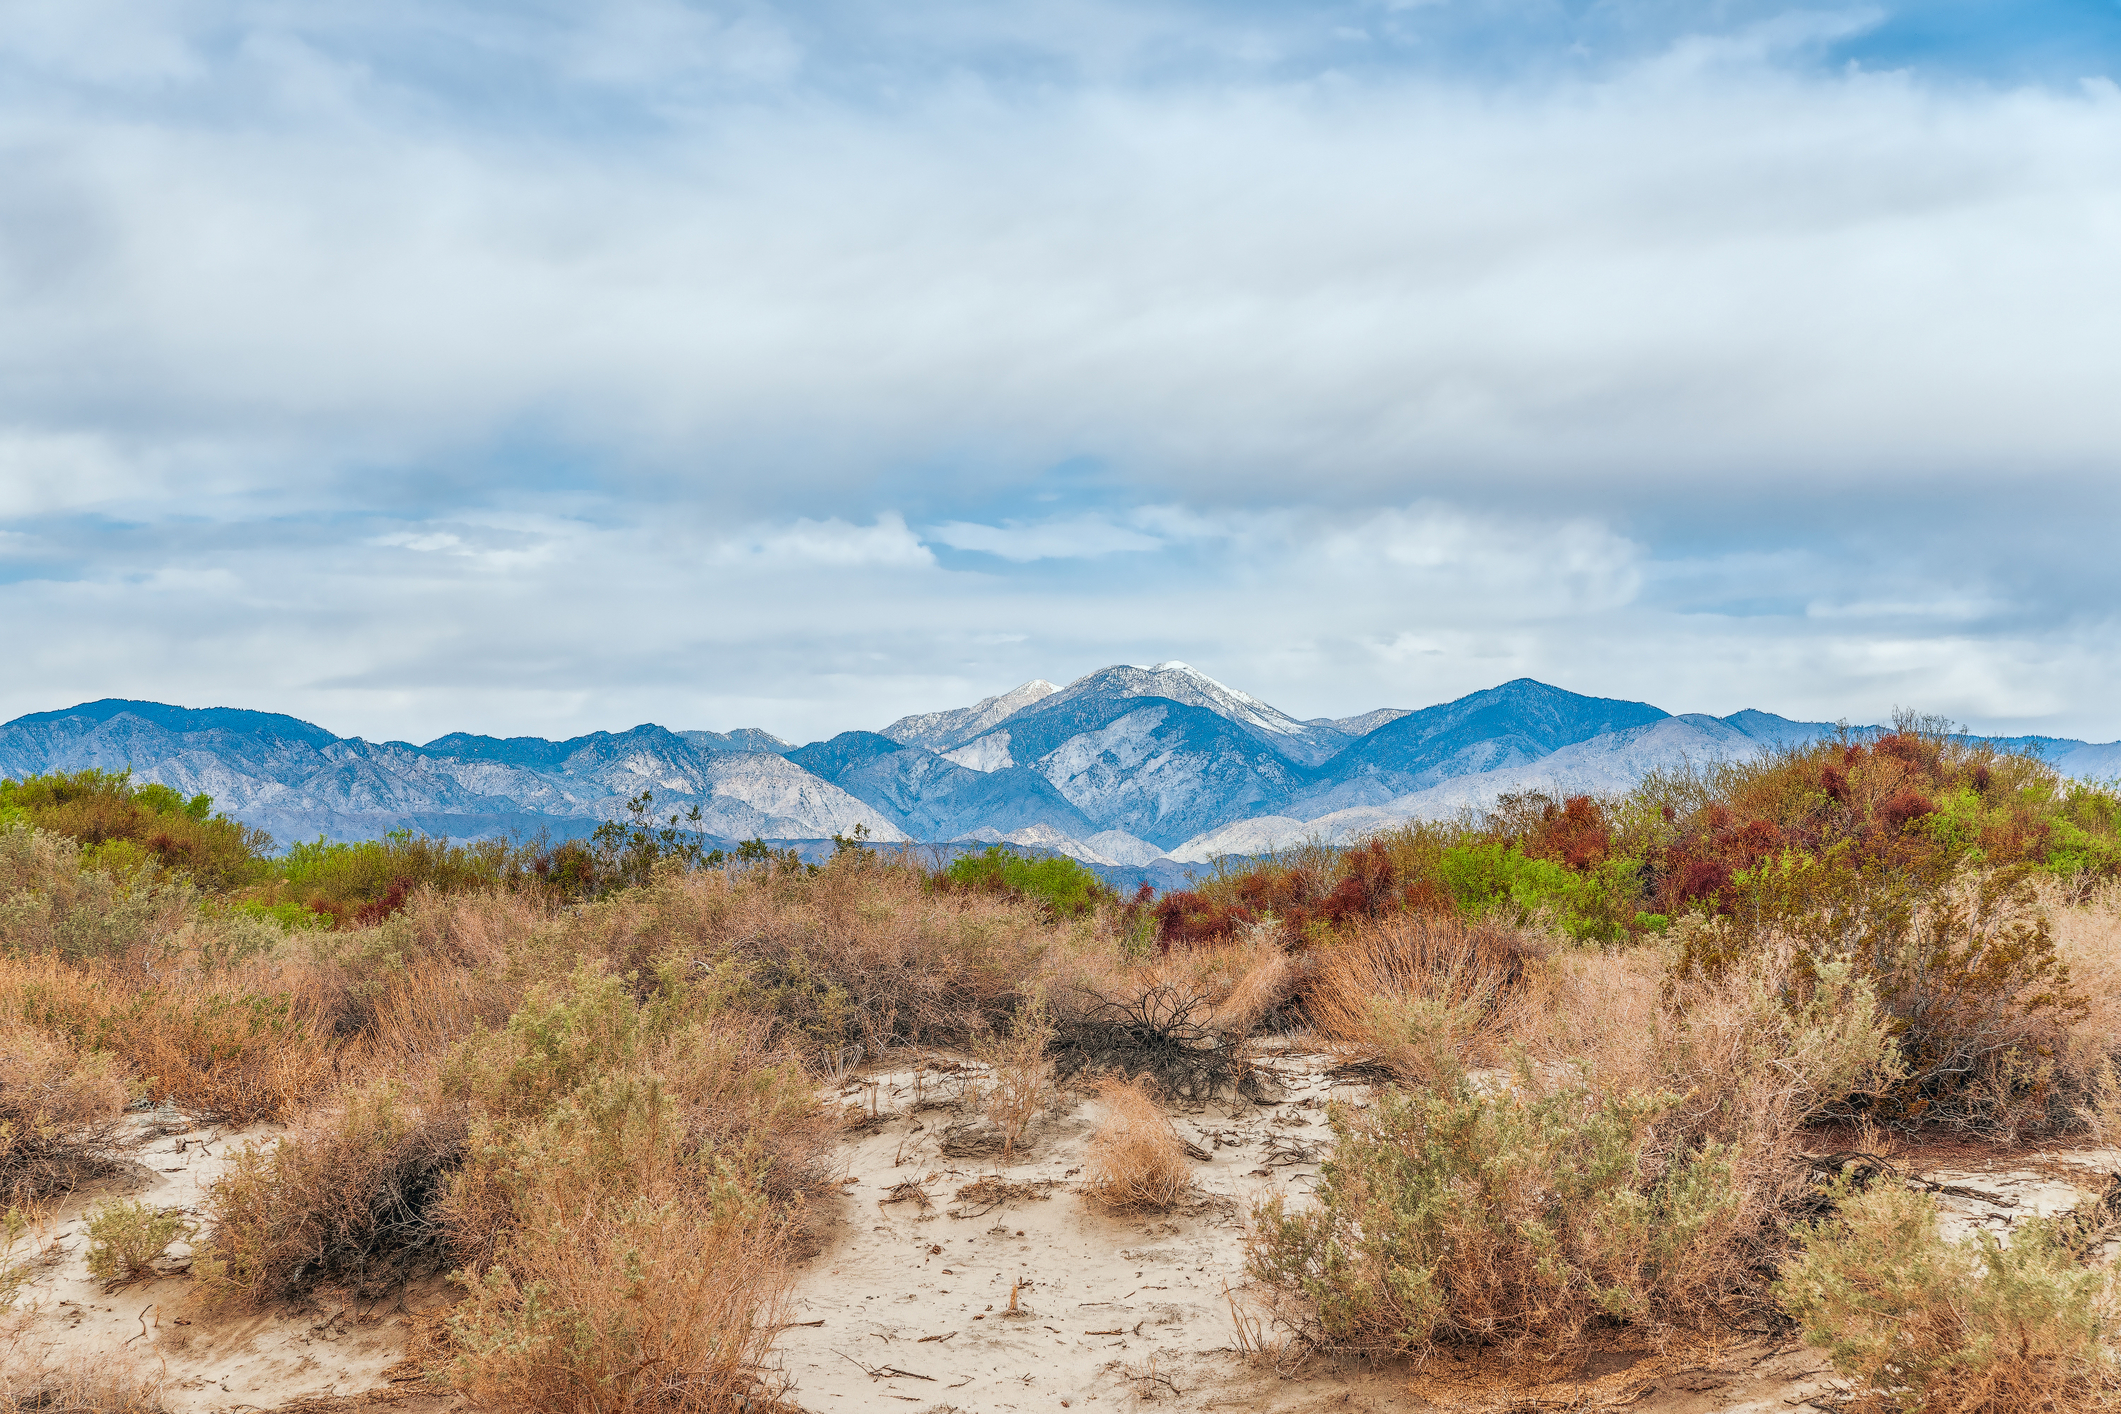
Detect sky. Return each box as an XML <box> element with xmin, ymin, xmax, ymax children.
<box><xmin>3</xmin><ymin>0</ymin><xmax>2120</xmax><ymax>746</ymax></box>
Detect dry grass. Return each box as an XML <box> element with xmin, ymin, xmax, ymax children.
<box><xmin>1307</xmin><ymin>913</ymin><xmax>1544</xmax><ymax>1087</ymax></box>
<box><xmin>194</xmin><ymin>1073</ymin><xmax>466</xmax><ymax>1305</ymax></box>
<box><xmin>1082</xmin><ymin>1076</ymin><xmax>1191</xmax><ymax>1212</ymax></box>
<box><xmin>0</xmin><ymin>1020</ymin><xmax>127</xmax><ymax>1205</ymax></box>
<box><xmin>0</xmin><ymin>954</ymin><xmax>332</xmax><ymax>1125</ymax></box>
<box><xmin>0</xmin><ymin>1359</ymin><xmax>166</xmax><ymax>1412</ymax></box>
<box><xmin>972</xmin><ymin>1001</ymin><xmax>1056</xmax><ymax>1159</ymax></box>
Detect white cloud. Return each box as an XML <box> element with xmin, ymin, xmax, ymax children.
<box><xmin>926</xmin><ymin>515</ymin><xmax>1165</xmax><ymax>560</ymax></box>
<box><xmin>1</xmin><ymin>5</ymin><xmax>2118</xmax><ymax>745</ymax></box>
<box><xmin>712</xmin><ymin>512</ymin><xmax>936</xmax><ymax>569</ymax></box>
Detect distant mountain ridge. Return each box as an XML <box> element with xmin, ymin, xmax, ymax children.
<box><xmin>5</xmin><ymin>668</ymin><xmax>2117</xmax><ymax>864</ymax></box>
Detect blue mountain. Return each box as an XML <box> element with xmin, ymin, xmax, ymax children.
<box><xmin>3</xmin><ymin>666</ymin><xmax>2114</xmax><ymax>861</ymax></box>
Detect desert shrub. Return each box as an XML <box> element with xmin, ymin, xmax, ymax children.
<box><xmin>574</xmin><ymin>861</ymin><xmax>1051</xmax><ymax>1054</ymax></box>
<box><xmin>446</xmin><ymin>1132</ymin><xmax>789</xmax><ymax>1414</ymax></box>
<box><xmin>943</xmin><ymin>845</ymin><xmax>1109</xmax><ymax>919</ymax></box>
<box><xmin>1777</xmin><ymin>1177</ymin><xmax>2120</xmax><ymax>1412</ymax></box>
<box><xmin>1307</xmin><ymin>914</ymin><xmax>1545</xmax><ymax>1086</ymax></box>
<box><xmin>972</xmin><ymin>1000</ymin><xmax>1056</xmax><ymax>1159</ymax></box>
<box><xmin>0</xmin><ymin>955</ymin><xmax>332</xmax><ymax>1125</ymax></box>
<box><xmin>83</xmin><ymin>1200</ymin><xmax>189</xmax><ymax>1284</ymax></box>
<box><xmin>0</xmin><ymin>1020</ymin><xmax>127</xmax><ymax>1204</ymax></box>
<box><xmin>271</xmin><ymin>829</ymin><xmax>539</xmax><ymax>926</ymax></box>
<box><xmin>428</xmin><ymin>967</ymin><xmax>805</xmax><ymax>1411</ymax></box>
<box><xmin>1689</xmin><ymin>857</ymin><xmax>2091</xmax><ymax>1133</ymax></box>
<box><xmin>1248</xmin><ymin>1077</ymin><xmax>1751</xmax><ymax>1361</ymax></box>
<box><xmin>122</xmin><ymin>976</ymin><xmax>333</xmax><ymax>1124</ymax></box>
<box><xmin>435</xmin><ymin>966</ymin><xmax>830</xmax><ymax>1266</ymax></box>
<box><xmin>0</xmin><ymin>823</ymin><xmax>198</xmax><ymax>962</ymax></box>
<box><xmin>1434</xmin><ymin>841</ymin><xmax>1644</xmax><ymax>944</ymax></box>
<box><xmin>1514</xmin><ymin>943</ymin><xmax>1903</xmax><ymax>1196</ymax></box>
<box><xmin>195</xmin><ymin>1076</ymin><xmax>466</xmax><ymax>1305</ymax></box>
<box><xmin>0</xmin><ymin>770</ymin><xmax>267</xmax><ymax>893</ymax></box>
<box><xmin>1082</xmin><ymin>1076</ymin><xmax>1190</xmax><ymax>1211</ymax></box>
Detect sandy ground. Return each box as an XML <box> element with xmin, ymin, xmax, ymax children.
<box><xmin>773</xmin><ymin>1045</ymin><xmax>2121</xmax><ymax>1414</ymax></box>
<box><xmin>0</xmin><ymin>1105</ymin><xmax>438</xmax><ymax>1412</ymax></box>
<box><xmin>4</xmin><ymin>1061</ymin><xmax>2113</xmax><ymax>1412</ymax></box>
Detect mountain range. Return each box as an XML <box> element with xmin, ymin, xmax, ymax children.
<box><xmin>5</xmin><ymin>667</ymin><xmax>2118</xmax><ymax>867</ymax></box>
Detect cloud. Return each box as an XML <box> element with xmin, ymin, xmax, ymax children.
<box><xmin>713</xmin><ymin>513</ymin><xmax>937</xmax><ymax>569</ymax></box>
<box><xmin>1</xmin><ymin>3</ymin><xmax>2118</xmax><ymax>744</ymax></box>
<box><xmin>927</xmin><ymin>515</ymin><xmax>1167</xmax><ymax>561</ymax></box>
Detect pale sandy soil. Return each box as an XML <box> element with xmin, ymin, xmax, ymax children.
<box><xmin>6</xmin><ymin>1062</ymin><xmax>2114</xmax><ymax>1412</ymax></box>
<box><xmin>0</xmin><ymin>1105</ymin><xmax>439</xmax><ymax>1412</ymax></box>
<box><xmin>773</xmin><ymin>1044</ymin><xmax>2120</xmax><ymax>1414</ymax></box>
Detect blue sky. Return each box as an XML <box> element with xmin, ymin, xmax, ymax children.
<box><xmin>3</xmin><ymin>1</ymin><xmax>2120</xmax><ymax>743</ymax></box>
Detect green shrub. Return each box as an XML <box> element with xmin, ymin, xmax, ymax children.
<box><xmin>1777</xmin><ymin>1177</ymin><xmax>2119</xmax><ymax>1412</ymax></box>
<box><xmin>943</xmin><ymin>846</ymin><xmax>1108</xmax><ymax>918</ymax></box>
<box><xmin>1247</xmin><ymin>1078</ymin><xmax>1748</xmax><ymax>1359</ymax></box>
<box><xmin>0</xmin><ymin>822</ymin><xmax>198</xmax><ymax>962</ymax></box>
<box><xmin>1435</xmin><ymin>842</ymin><xmax>1642</xmax><ymax>943</ymax></box>
<box><xmin>0</xmin><ymin>769</ymin><xmax>268</xmax><ymax>892</ymax></box>
<box><xmin>84</xmin><ymin>1199</ymin><xmax>189</xmax><ymax>1284</ymax></box>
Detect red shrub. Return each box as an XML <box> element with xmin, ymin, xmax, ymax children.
<box><xmin>1876</xmin><ymin>790</ymin><xmax>1937</xmax><ymax>835</ymax></box>
<box><xmin>1530</xmin><ymin>795</ymin><xmax>1611</xmax><ymax>869</ymax></box>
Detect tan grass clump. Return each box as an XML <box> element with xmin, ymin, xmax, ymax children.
<box><xmin>1307</xmin><ymin>913</ymin><xmax>1544</xmax><ymax>1086</ymax></box>
<box><xmin>1082</xmin><ymin>1076</ymin><xmax>1191</xmax><ymax>1212</ymax></box>
<box><xmin>972</xmin><ymin>1001</ymin><xmax>1056</xmax><ymax>1159</ymax></box>
<box><xmin>1094</xmin><ymin>1076</ymin><xmax>1196</xmax><ymax>1212</ymax></box>
<box><xmin>0</xmin><ymin>1359</ymin><xmax>167</xmax><ymax>1413</ymax></box>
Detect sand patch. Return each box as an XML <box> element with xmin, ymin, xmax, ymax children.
<box><xmin>1</xmin><ymin>1105</ymin><xmax>438</xmax><ymax>1412</ymax></box>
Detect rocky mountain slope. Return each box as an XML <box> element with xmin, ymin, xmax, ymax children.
<box><xmin>5</xmin><ymin>672</ymin><xmax>2115</xmax><ymax>862</ymax></box>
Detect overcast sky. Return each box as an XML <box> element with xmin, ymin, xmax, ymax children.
<box><xmin>3</xmin><ymin>0</ymin><xmax>2119</xmax><ymax>744</ymax></box>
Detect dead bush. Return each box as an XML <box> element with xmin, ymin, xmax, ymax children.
<box><xmin>972</xmin><ymin>1001</ymin><xmax>1056</xmax><ymax>1160</ymax></box>
<box><xmin>0</xmin><ymin>1019</ymin><xmax>127</xmax><ymax>1204</ymax></box>
<box><xmin>0</xmin><ymin>1360</ymin><xmax>167</xmax><ymax>1413</ymax></box>
<box><xmin>1308</xmin><ymin>914</ymin><xmax>1545</xmax><ymax>1086</ymax></box>
<box><xmin>1082</xmin><ymin>1076</ymin><xmax>1191</xmax><ymax>1212</ymax></box>
<box><xmin>1049</xmin><ymin>980</ymin><xmax>1251</xmax><ymax>1100</ymax></box>
<box><xmin>0</xmin><ymin>955</ymin><xmax>331</xmax><ymax>1125</ymax></box>
<box><xmin>446</xmin><ymin>1148</ymin><xmax>790</xmax><ymax>1414</ymax></box>
<box><xmin>194</xmin><ymin>1074</ymin><xmax>466</xmax><ymax>1305</ymax></box>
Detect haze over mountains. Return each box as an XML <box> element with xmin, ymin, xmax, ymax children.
<box><xmin>5</xmin><ymin>666</ymin><xmax>2119</xmax><ymax>867</ymax></box>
